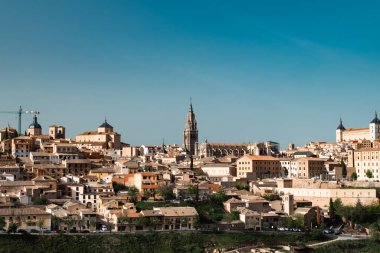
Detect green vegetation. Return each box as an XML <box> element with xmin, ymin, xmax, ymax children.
<box><xmin>329</xmin><ymin>198</ymin><xmax>336</xmax><ymax>223</ymax></box>
<box><xmin>187</xmin><ymin>185</ymin><xmax>199</xmax><ymax>201</ymax></box>
<box><xmin>262</xmin><ymin>194</ymin><xmax>281</xmax><ymax>201</ymax></box>
<box><xmin>312</xmin><ymin>239</ymin><xmax>380</xmax><ymax>253</ymax></box>
<box><xmin>0</xmin><ymin>217</ymin><xmax>5</xmax><ymax>230</ymax></box>
<box><xmin>128</xmin><ymin>186</ymin><xmax>139</xmax><ymax>203</ymax></box>
<box><xmin>235</xmin><ymin>183</ymin><xmax>249</xmax><ymax>191</ymax></box>
<box><xmin>366</xmin><ymin>169</ymin><xmax>374</xmax><ymax>179</ymax></box>
<box><xmin>7</xmin><ymin>223</ymin><xmax>18</xmax><ymax>234</ymax></box>
<box><xmin>282</xmin><ymin>215</ymin><xmax>304</xmax><ymax>229</ymax></box>
<box><xmin>156</xmin><ymin>185</ymin><xmax>174</xmax><ymax>201</ymax></box>
<box><xmin>112</xmin><ymin>182</ymin><xmax>128</xmax><ymax>193</ymax></box>
<box><xmin>350</xmin><ymin>172</ymin><xmax>358</xmax><ymax>181</ymax></box>
<box><xmin>0</xmin><ymin>231</ymin><xmax>330</xmax><ymax>253</ymax></box>
<box><xmin>136</xmin><ymin>192</ymin><xmax>230</xmax><ymax>224</ymax></box>
<box><xmin>32</xmin><ymin>197</ymin><xmax>47</xmax><ymax>205</ymax></box>
<box><xmin>333</xmin><ymin>198</ymin><xmax>380</xmax><ymax>226</ymax></box>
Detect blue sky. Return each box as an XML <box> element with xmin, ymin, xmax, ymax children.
<box><xmin>1</xmin><ymin>0</ymin><xmax>380</xmax><ymax>147</ymax></box>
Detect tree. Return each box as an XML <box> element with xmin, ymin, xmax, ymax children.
<box><xmin>33</xmin><ymin>196</ymin><xmax>48</xmax><ymax>205</ymax></box>
<box><xmin>89</xmin><ymin>220</ymin><xmax>97</xmax><ymax>232</ymax></box>
<box><xmin>366</xmin><ymin>170</ymin><xmax>374</xmax><ymax>179</ymax></box>
<box><xmin>143</xmin><ymin>190</ymin><xmax>151</xmax><ymax>200</ymax></box>
<box><xmin>51</xmin><ymin>215</ymin><xmax>61</xmax><ymax>231</ymax></box>
<box><xmin>329</xmin><ymin>198</ymin><xmax>335</xmax><ymax>224</ymax></box>
<box><xmin>112</xmin><ymin>182</ymin><xmax>128</xmax><ymax>193</ymax></box>
<box><xmin>118</xmin><ymin>216</ymin><xmax>130</xmax><ymax>232</ymax></box>
<box><xmin>211</xmin><ymin>191</ymin><xmax>228</xmax><ymax>204</ymax></box>
<box><xmin>235</xmin><ymin>183</ymin><xmax>249</xmax><ymax>191</ymax></box>
<box><xmin>104</xmin><ymin>217</ymin><xmax>113</xmax><ymax>233</ymax></box>
<box><xmin>352</xmin><ymin>200</ymin><xmax>365</xmax><ymax>224</ymax></box>
<box><xmin>341</xmin><ymin>158</ymin><xmax>347</xmax><ymax>178</ymax></box>
<box><xmin>8</xmin><ymin>222</ymin><xmax>18</xmax><ymax>234</ymax></box>
<box><xmin>63</xmin><ymin>216</ymin><xmax>75</xmax><ymax>232</ymax></box>
<box><xmin>37</xmin><ymin>219</ymin><xmax>44</xmax><ymax>233</ymax></box>
<box><xmin>223</xmin><ymin>211</ymin><xmax>240</xmax><ymax>223</ymax></box>
<box><xmin>187</xmin><ymin>185</ymin><xmax>199</xmax><ymax>201</ymax></box>
<box><xmin>333</xmin><ymin>198</ymin><xmax>344</xmax><ymax>221</ymax></box>
<box><xmin>369</xmin><ymin>222</ymin><xmax>380</xmax><ymax>241</ymax></box>
<box><xmin>156</xmin><ymin>184</ymin><xmax>174</xmax><ymax>201</ymax></box>
<box><xmin>0</xmin><ymin>216</ymin><xmax>5</xmax><ymax>230</ymax></box>
<box><xmin>128</xmin><ymin>186</ymin><xmax>139</xmax><ymax>203</ymax></box>
<box><xmin>351</xmin><ymin>172</ymin><xmax>358</xmax><ymax>181</ymax></box>
<box><xmin>282</xmin><ymin>215</ymin><xmax>304</xmax><ymax>229</ymax></box>
<box><xmin>284</xmin><ymin>168</ymin><xmax>289</xmax><ymax>177</ymax></box>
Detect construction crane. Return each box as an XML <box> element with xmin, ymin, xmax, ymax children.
<box><xmin>0</xmin><ymin>106</ymin><xmax>40</xmax><ymax>135</ymax></box>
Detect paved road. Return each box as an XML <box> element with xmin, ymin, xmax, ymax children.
<box><xmin>307</xmin><ymin>234</ymin><xmax>369</xmax><ymax>248</ymax></box>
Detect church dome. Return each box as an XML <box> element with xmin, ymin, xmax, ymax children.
<box><xmin>29</xmin><ymin>115</ymin><xmax>42</xmax><ymax>129</ymax></box>
<box><xmin>99</xmin><ymin>119</ymin><xmax>113</xmax><ymax>129</ymax></box>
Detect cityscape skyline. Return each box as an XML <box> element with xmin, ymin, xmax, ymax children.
<box><xmin>1</xmin><ymin>103</ymin><xmax>379</xmax><ymax>148</ymax></box>
<box><xmin>1</xmin><ymin>1</ymin><xmax>380</xmax><ymax>248</ymax></box>
<box><xmin>2</xmin><ymin>1</ymin><xmax>380</xmax><ymax>146</ymax></box>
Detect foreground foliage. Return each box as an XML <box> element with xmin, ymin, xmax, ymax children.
<box><xmin>0</xmin><ymin>230</ymin><xmax>329</xmax><ymax>253</ymax></box>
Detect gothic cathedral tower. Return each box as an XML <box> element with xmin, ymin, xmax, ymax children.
<box><xmin>183</xmin><ymin>100</ymin><xmax>198</xmax><ymax>156</ymax></box>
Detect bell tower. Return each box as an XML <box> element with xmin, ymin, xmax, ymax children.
<box><xmin>369</xmin><ymin>111</ymin><xmax>380</xmax><ymax>141</ymax></box>
<box><xmin>336</xmin><ymin>117</ymin><xmax>345</xmax><ymax>142</ymax></box>
<box><xmin>183</xmin><ymin>100</ymin><xmax>198</xmax><ymax>156</ymax></box>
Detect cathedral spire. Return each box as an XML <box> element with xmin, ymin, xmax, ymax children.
<box><xmin>337</xmin><ymin>117</ymin><xmax>345</xmax><ymax>130</ymax></box>
<box><xmin>370</xmin><ymin>111</ymin><xmax>380</xmax><ymax>124</ymax></box>
<box><xmin>183</xmin><ymin>99</ymin><xmax>198</xmax><ymax>156</ymax></box>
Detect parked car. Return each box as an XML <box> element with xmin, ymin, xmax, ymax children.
<box><xmin>17</xmin><ymin>229</ymin><xmax>29</xmax><ymax>235</ymax></box>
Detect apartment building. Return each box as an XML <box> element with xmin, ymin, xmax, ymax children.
<box><xmin>236</xmin><ymin>155</ymin><xmax>281</xmax><ymax>180</ymax></box>
<box><xmin>289</xmin><ymin>157</ymin><xmax>327</xmax><ymax>179</ymax></box>
<box><xmin>348</xmin><ymin>147</ymin><xmax>380</xmax><ymax>180</ymax></box>
<box><xmin>11</xmin><ymin>136</ymin><xmax>34</xmax><ymax>158</ymax></box>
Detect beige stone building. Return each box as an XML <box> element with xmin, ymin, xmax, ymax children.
<box><xmin>48</xmin><ymin>125</ymin><xmax>65</xmax><ymax>139</ymax></box>
<box><xmin>289</xmin><ymin>157</ymin><xmax>327</xmax><ymax>179</ymax></box>
<box><xmin>0</xmin><ymin>207</ymin><xmax>51</xmax><ymax>231</ymax></box>
<box><xmin>276</xmin><ymin>187</ymin><xmax>378</xmax><ymax>207</ymax></box>
<box><xmin>76</xmin><ymin>119</ymin><xmax>121</xmax><ymax>149</ymax></box>
<box><xmin>11</xmin><ymin>136</ymin><xmax>34</xmax><ymax>158</ymax></box>
<box><xmin>238</xmin><ymin>208</ymin><xmax>261</xmax><ymax>230</ymax></box>
<box><xmin>348</xmin><ymin>147</ymin><xmax>380</xmax><ymax>180</ymax></box>
<box><xmin>0</xmin><ymin>125</ymin><xmax>17</xmax><ymax>141</ymax></box>
<box><xmin>236</xmin><ymin>155</ymin><xmax>281</xmax><ymax>180</ymax></box>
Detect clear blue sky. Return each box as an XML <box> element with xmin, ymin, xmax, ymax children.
<box><xmin>1</xmin><ymin>0</ymin><xmax>380</xmax><ymax>147</ymax></box>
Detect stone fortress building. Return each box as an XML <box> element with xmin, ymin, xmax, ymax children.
<box><xmin>336</xmin><ymin>112</ymin><xmax>380</xmax><ymax>142</ymax></box>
